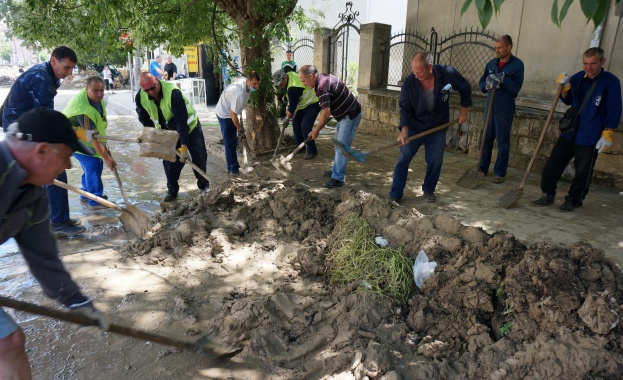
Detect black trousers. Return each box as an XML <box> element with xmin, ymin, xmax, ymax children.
<box><xmin>540</xmin><ymin>136</ymin><xmax>599</xmax><ymax>202</ymax></box>
<box><xmin>162</xmin><ymin>122</ymin><xmax>209</xmax><ymax>195</ymax></box>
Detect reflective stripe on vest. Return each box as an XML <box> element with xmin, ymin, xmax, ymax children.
<box><xmin>139</xmin><ymin>81</ymin><xmax>197</xmax><ymax>133</ymax></box>
<box><xmin>286</xmin><ymin>72</ymin><xmax>318</xmax><ymax>111</ymax></box>
<box><xmin>62</xmin><ymin>88</ymin><xmax>107</xmax><ymax>158</ymax></box>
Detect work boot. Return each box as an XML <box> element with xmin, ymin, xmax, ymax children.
<box><xmin>389</xmin><ymin>195</ymin><xmax>402</xmax><ymax>203</ymax></box>
<box><xmin>303</xmin><ymin>152</ymin><xmax>317</xmax><ymax>160</ymax></box>
<box><xmin>67</xmin><ymin>218</ymin><xmax>82</xmax><ymax>226</ymax></box>
<box><xmin>492</xmin><ymin>176</ymin><xmax>505</xmax><ymax>184</ymax></box>
<box><xmin>423</xmin><ymin>192</ymin><xmax>436</xmax><ymax>203</ymax></box>
<box><xmin>323</xmin><ymin>178</ymin><xmax>344</xmax><ymax>188</ymax></box>
<box><xmin>323</xmin><ymin>170</ymin><xmax>332</xmax><ymax>177</ymax></box>
<box><xmin>558</xmin><ymin>197</ymin><xmax>583</xmax><ymax>212</ymax></box>
<box><xmin>162</xmin><ymin>192</ymin><xmax>177</xmax><ymax>202</ymax></box>
<box><xmin>51</xmin><ymin>221</ymin><xmax>86</xmax><ymax>237</ymax></box>
<box><xmin>531</xmin><ymin>194</ymin><xmax>555</xmax><ymax>207</ymax></box>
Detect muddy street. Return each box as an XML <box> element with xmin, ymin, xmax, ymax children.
<box><xmin>1</xmin><ymin>89</ymin><xmax>622</xmax><ymax>379</ymax></box>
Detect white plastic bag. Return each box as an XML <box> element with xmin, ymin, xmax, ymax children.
<box><xmin>412</xmin><ymin>250</ymin><xmax>437</xmax><ymax>288</ymax></box>
<box><xmin>375</xmin><ymin>236</ymin><xmax>388</xmax><ymax>247</ymax></box>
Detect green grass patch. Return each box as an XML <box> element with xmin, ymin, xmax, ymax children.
<box><xmin>326</xmin><ymin>216</ymin><xmax>414</xmax><ymax>304</ymax></box>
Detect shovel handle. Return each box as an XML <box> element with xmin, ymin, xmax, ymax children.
<box><xmin>176</xmin><ymin>152</ymin><xmax>211</xmax><ymax>182</ymax></box>
<box><xmin>368</xmin><ymin>118</ymin><xmax>460</xmax><ymax>155</ymax></box>
<box><xmin>518</xmin><ymin>83</ymin><xmax>564</xmax><ymax>189</ymax></box>
<box><xmin>284</xmin><ymin>136</ymin><xmax>311</xmax><ymax>162</ymax></box>
<box><xmin>477</xmin><ymin>88</ymin><xmax>496</xmax><ymax>167</ymax></box>
<box><xmin>94</xmin><ymin>133</ymin><xmax>140</xmax><ymax>143</ymax></box>
<box><xmin>0</xmin><ymin>295</ymin><xmax>196</xmax><ymax>351</ymax></box>
<box><xmin>53</xmin><ymin>179</ymin><xmax>122</xmax><ymax>212</ymax></box>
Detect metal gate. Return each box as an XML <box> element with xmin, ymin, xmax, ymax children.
<box><xmin>382</xmin><ymin>27</ymin><xmax>496</xmax><ymax>92</ymax></box>
<box><xmin>329</xmin><ymin>1</ymin><xmax>361</xmax><ymax>83</ymax></box>
<box><xmin>271</xmin><ymin>36</ymin><xmax>314</xmax><ymax>74</ymax></box>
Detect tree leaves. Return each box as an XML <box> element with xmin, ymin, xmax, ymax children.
<box><xmin>465</xmin><ymin>0</ymin><xmax>620</xmax><ymax>30</ymax></box>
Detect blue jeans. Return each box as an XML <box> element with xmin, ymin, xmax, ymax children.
<box><xmin>0</xmin><ymin>308</ymin><xmax>19</xmax><ymax>339</ymax></box>
<box><xmin>44</xmin><ymin>171</ymin><xmax>70</xmax><ymax>224</ymax></box>
<box><xmin>74</xmin><ymin>153</ymin><xmax>104</xmax><ymax>207</ymax></box>
<box><xmin>329</xmin><ymin>111</ymin><xmax>362</xmax><ymax>182</ymax></box>
<box><xmin>217</xmin><ymin>116</ymin><xmax>240</xmax><ymax>174</ymax></box>
<box><xmin>390</xmin><ymin>127</ymin><xmax>446</xmax><ymax>198</ymax></box>
<box><xmin>293</xmin><ymin>103</ymin><xmax>321</xmax><ymax>154</ymax></box>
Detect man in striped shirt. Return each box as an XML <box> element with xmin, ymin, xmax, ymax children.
<box><xmin>299</xmin><ymin>65</ymin><xmax>362</xmax><ymax>188</ymax></box>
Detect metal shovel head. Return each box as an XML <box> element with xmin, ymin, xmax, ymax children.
<box><xmin>193</xmin><ymin>327</ymin><xmax>247</xmax><ymax>356</ymax></box>
<box><xmin>118</xmin><ymin>205</ymin><xmax>152</xmax><ymax>239</ymax></box>
<box><xmin>271</xmin><ymin>156</ymin><xmax>290</xmax><ymax>176</ymax></box>
<box><xmin>497</xmin><ymin>187</ymin><xmax>524</xmax><ymax>209</ymax></box>
<box><xmin>331</xmin><ymin>137</ymin><xmax>368</xmax><ymax>163</ymax></box>
<box><xmin>138</xmin><ymin>128</ymin><xmax>180</xmax><ymax>162</ymax></box>
<box><xmin>456</xmin><ymin>169</ymin><xmax>485</xmax><ymax>189</ymax></box>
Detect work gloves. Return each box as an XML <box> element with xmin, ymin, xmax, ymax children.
<box><xmin>69</xmin><ymin>300</ymin><xmax>110</xmax><ymax>332</ymax></box>
<box><xmin>282</xmin><ymin>118</ymin><xmax>291</xmax><ymax>129</ymax></box>
<box><xmin>596</xmin><ymin>130</ymin><xmax>613</xmax><ymax>154</ymax></box>
<box><xmin>485</xmin><ymin>72</ymin><xmax>504</xmax><ymax>91</ymax></box>
<box><xmin>556</xmin><ymin>72</ymin><xmax>572</xmax><ymax>95</ymax></box>
<box><xmin>178</xmin><ymin>146</ymin><xmax>191</xmax><ymax>162</ymax></box>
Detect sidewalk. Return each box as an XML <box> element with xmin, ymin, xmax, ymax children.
<box><xmin>107</xmin><ymin>91</ymin><xmax>623</xmax><ymax>268</ymax></box>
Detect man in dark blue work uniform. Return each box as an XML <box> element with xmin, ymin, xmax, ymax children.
<box><xmin>478</xmin><ymin>35</ymin><xmax>524</xmax><ymax>184</ymax></box>
<box><xmin>389</xmin><ymin>52</ymin><xmax>472</xmax><ymax>203</ymax></box>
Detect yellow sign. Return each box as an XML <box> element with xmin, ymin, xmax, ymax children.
<box><xmin>184</xmin><ymin>46</ymin><xmax>198</xmax><ymax>73</ymax></box>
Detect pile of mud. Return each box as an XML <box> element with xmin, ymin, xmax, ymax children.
<box><xmin>125</xmin><ymin>181</ymin><xmax>622</xmax><ymax>379</ymax></box>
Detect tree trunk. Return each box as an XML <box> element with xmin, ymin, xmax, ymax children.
<box><xmin>240</xmin><ymin>37</ymin><xmax>279</xmax><ymax>155</ymax></box>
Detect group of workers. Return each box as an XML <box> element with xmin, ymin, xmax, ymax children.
<box><xmin>0</xmin><ymin>32</ymin><xmax>621</xmax><ymax>377</ymax></box>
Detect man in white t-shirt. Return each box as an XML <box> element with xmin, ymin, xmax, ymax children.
<box><xmin>102</xmin><ymin>65</ymin><xmax>115</xmax><ymax>94</ymax></box>
<box><xmin>215</xmin><ymin>71</ymin><xmax>261</xmax><ymax>175</ymax></box>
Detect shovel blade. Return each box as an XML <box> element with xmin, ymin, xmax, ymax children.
<box><xmin>138</xmin><ymin>128</ymin><xmax>180</xmax><ymax>162</ymax></box>
<box><xmin>118</xmin><ymin>205</ymin><xmax>152</xmax><ymax>239</ymax></box>
<box><xmin>456</xmin><ymin>169</ymin><xmax>485</xmax><ymax>189</ymax></box>
<box><xmin>497</xmin><ymin>188</ymin><xmax>523</xmax><ymax>209</ymax></box>
<box><xmin>193</xmin><ymin>327</ymin><xmax>247</xmax><ymax>357</ymax></box>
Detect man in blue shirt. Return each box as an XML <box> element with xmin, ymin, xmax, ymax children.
<box><xmin>1</xmin><ymin>46</ymin><xmax>84</xmax><ymax>236</ymax></box>
<box><xmin>150</xmin><ymin>55</ymin><xmax>165</xmax><ymax>79</ymax></box>
<box><xmin>478</xmin><ymin>35</ymin><xmax>524</xmax><ymax>184</ymax></box>
<box><xmin>389</xmin><ymin>52</ymin><xmax>472</xmax><ymax>203</ymax></box>
<box><xmin>532</xmin><ymin>48</ymin><xmax>622</xmax><ymax>211</ymax></box>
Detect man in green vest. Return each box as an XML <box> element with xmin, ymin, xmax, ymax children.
<box><xmin>272</xmin><ymin>69</ymin><xmax>321</xmax><ymax>159</ymax></box>
<box><xmin>135</xmin><ymin>72</ymin><xmax>209</xmax><ymax>202</ymax></box>
<box><xmin>63</xmin><ymin>76</ymin><xmax>117</xmax><ymax>209</ymax></box>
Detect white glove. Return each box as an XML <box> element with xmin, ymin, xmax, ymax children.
<box><xmin>69</xmin><ymin>301</ymin><xmax>111</xmax><ymax>332</ymax></box>
<box><xmin>556</xmin><ymin>72</ymin><xmax>570</xmax><ymax>84</ymax></box>
<box><xmin>595</xmin><ymin>130</ymin><xmax>614</xmax><ymax>154</ymax></box>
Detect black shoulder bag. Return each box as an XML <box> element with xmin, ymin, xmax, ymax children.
<box><xmin>558</xmin><ymin>80</ymin><xmax>598</xmax><ymax>133</ymax></box>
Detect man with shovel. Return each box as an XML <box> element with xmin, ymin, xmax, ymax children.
<box><xmin>273</xmin><ymin>69</ymin><xmax>320</xmax><ymax>160</ymax></box>
<box><xmin>135</xmin><ymin>72</ymin><xmax>209</xmax><ymax>202</ymax></box>
<box><xmin>389</xmin><ymin>52</ymin><xmax>472</xmax><ymax>203</ymax></box>
<box><xmin>63</xmin><ymin>76</ymin><xmax>116</xmax><ymax>210</ymax></box>
<box><xmin>1</xmin><ymin>46</ymin><xmax>85</xmax><ymax>237</ymax></box>
<box><xmin>531</xmin><ymin>48</ymin><xmax>622</xmax><ymax>212</ymax></box>
<box><xmin>299</xmin><ymin>65</ymin><xmax>362</xmax><ymax>188</ymax></box>
<box><xmin>478</xmin><ymin>35</ymin><xmax>525</xmax><ymax>184</ymax></box>
<box><xmin>0</xmin><ymin>108</ymin><xmax>108</xmax><ymax>379</ymax></box>
<box><xmin>215</xmin><ymin>72</ymin><xmax>261</xmax><ymax>176</ymax></box>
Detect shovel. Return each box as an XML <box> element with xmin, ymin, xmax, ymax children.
<box><xmin>175</xmin><ymin>151</ymin><xmax>211</xmax><ymax>183</ymax></box>
<box><xmin>497</xmin><ymin>83</ymin><xmax>564</xmax><ymax>208</ymax></box>
<box><xmin>273</xmin><ymin>136</ymin><xmax>312</xmax><ymax>174</ymax></box>
<box><xmin>53</xmin><ymin>180</ymin><xmax>152</xmax><ymax>239</ymax></box>
<box><xmin>238</xmin><ymin>117</ymin><xmax>253</xmax><ymax>175</ymax></box>
<box><xmin>0</xmin><ymin>295</ymin><xmax>244</xmax><ymax>356</ymax></box>
<box><xmin>272</xmin><ymin>117</ymin><xmax>291</xmax><ymax>160</ymax></box>
<box><xmin>456</xmin><ymin>87</ymin><xmax>496</xmax><ymax>189</ymax></box>
<box><xmin>94</xmin><ymin>128</ymin><xmax>180</xmax><ymax>162</ymax></box>
<box><xmin>333</xmin><ymin>119</ymin><xmax>459</xmax><ymax>163</ymax></box>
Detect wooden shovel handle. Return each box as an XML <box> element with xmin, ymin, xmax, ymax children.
<box><xmin>176</xmin><ymin>152</ymin><xmax>211</xmax><ymax>182</ymax></box>
<box><xmin>53</xmin><ymin>179</ymin><xmax>122</xmax><ymax>211</ymax></box>
<box><xmin>477</xmin><ymin>88</ymin><xmax>496</xmax><ymax>167</ymax></box>
<box><xmin>369</xmin><ymin>118</ymin><xmax>460</xmax><ymax>155</ymax></box>
<box><xmin>518</xmin><ymin>83</ymin><xmax>564</xmax><ymax>189</ymax></box>
<box><xmin>0</xmin><ymin>295</ymin><xmax>195</xmax><ymax>350</ymax></box>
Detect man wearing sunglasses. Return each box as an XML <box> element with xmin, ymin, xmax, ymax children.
<box><xmin>135</xmin><ymin>72</ymin><xmax>209</xmax><ymax>202</ymax></box>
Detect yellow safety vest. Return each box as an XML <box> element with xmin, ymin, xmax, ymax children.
<box><xmin>63</xmin><ymin>88</ymin><xmax>107</xmax><ymax>158</ymax></box>
<box><xmin>139</xmin><ymin>80</ymin><xmax>197</xmax><ymax>133</ymax></box>
<box><xmin>286</xmin><ymin>72</ymin><xmax>318</xmax><ymax>111</ymax></box>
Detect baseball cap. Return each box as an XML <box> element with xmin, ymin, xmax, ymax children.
<box><xmin>272</xmin><ymin>69</ymin><xmax>287</xmax><ymax>87</ymax></box>
<box><xmin>7</xmin><ymin>108</ymin><xmax>95</xmax><ymax>155</ymax></box>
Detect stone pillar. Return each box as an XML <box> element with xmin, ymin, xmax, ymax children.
<box><xmin>358</xmin><ymin>23</ymin><xmax>392</xmax><ymax>90</ymax></box>
<box><xmin>313</xmin><ymin>27</ymin><xmax>332</xmax><ymax>74</ymax></box>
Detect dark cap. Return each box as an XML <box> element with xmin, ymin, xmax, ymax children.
<box><xmin>272</xmin><ymin>69</ymin><xmax>287</xmax><ymax>87</ymax></box>
<box><xmin>7</xmin><ymin>108</ymin><xmax>95</xmax><ymax>155</ymax></box>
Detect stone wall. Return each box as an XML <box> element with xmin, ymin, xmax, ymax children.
<box><xmin>358</xmin><ymin>88</ymin><xmax>623</xmax><ymax>188</ymax></box>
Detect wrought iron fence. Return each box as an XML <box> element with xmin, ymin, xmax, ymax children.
<box><xmin>383</xmin><ymin>27</ymin><xmax>497</xmax><ymax>93</ymax></box>
<box><xmin>270</xmin><ymin>36</ymin><xmax>314</xmax><ymax>74</ymax></box>
<box><xmin>329</xmin><ymin>2</ymin><xmax>361</xmax><ymax>84</ymax></box>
